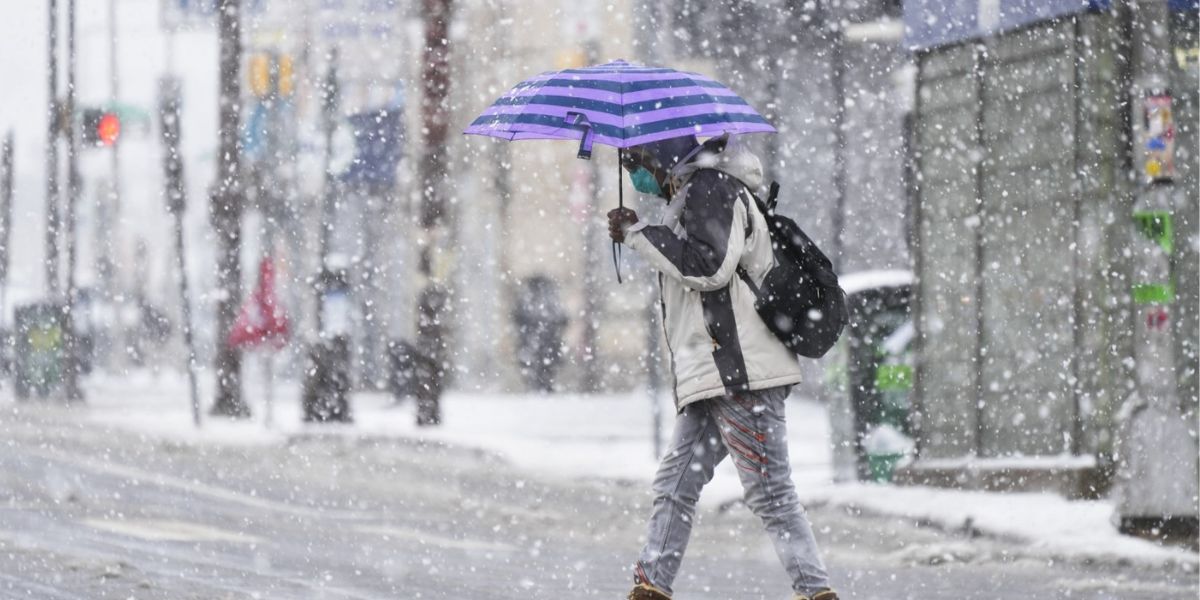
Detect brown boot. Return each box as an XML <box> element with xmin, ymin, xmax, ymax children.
<box><xmin>795</xmin><ymin>590</ymin><xmax>840</xmax><ymax>600</ymax></box>
<box><xmin>627</xmin><ymin>582</ymin><xmax>671</xmax><ymax>600</ymax></box>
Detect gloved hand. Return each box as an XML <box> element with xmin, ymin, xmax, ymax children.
<box><xmin>607</xmin><ymin>208</ymin><xmax>639</xmax><ymax>244</ymax></box>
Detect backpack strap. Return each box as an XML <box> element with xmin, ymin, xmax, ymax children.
<box><xmin>736</xmin><ymin>266</ymin><xmax>760</xmax><ymax>297</ymax></box>
<box><xmin>765</xmin><ymin>181</ymin><xmax>780</xmax><ymax>213</ymax></box>
<box><xmin>734</xmin><ymin>180</ymin><xmax>778</xmax><ymax>297</ymax></box>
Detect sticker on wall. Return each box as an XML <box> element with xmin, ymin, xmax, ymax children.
<box><xmin>1146</xmin><ymin>307</ymin><xmax>1170</xmax><ymax>331</ymax></box>
<box><xmin>1130</xmin><ymin>211</ymin><xmax>1175</xmax><ymax>306</ymax></box>
<box><xmin>1142</xmin><ymin>91</ymin><xmax>1177</xmax><ymax>184</ymax></box>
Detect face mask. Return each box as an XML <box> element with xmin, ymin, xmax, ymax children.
<box><xmin>629</xmin><ymin>167</ymin><xmax>662</xmax><ymax>196</ymax></box>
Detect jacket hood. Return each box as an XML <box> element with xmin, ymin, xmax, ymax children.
<box><xmin>670</xmin><ymin>134</ymin><xmax>764</xmax><ymax>191</ymax></box>
<box><xmin>636</xmin><ymin>135</ymin><xmax>699</xmax><ymax>172</ymax></box>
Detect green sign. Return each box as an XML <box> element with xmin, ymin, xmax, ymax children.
<box><xmin>1134</xmin><ymin>210</ymin><xmax>1174</xmax><ymax>254</ymax></box>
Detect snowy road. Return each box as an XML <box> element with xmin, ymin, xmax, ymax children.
<box><xmin>0</xmin><ymin>403</ymin><xmax>1196</xmax><ymax>600</ymax></box>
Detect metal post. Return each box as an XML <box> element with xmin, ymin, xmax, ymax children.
<box><xmin>210</xmin><ymin>0</ymin><xmax>248</xmax><ymax>418</ymax></box>
<box><xmin>579</xmin><ymin>38</ymin><xmax>603</xmax><ymax>394</ymax></box>
<box><xmin>263</xmin><ymin>353</ymin><xmax>273</xmax><ymax>428</ymax></box>
<box><xmin>161</xmin><ymin>77</ymin><xmax>202</xmax><ymax>428</ymax></box>
<box><xmin>317</xmin><ymin>48</ymin><xmax>339</xmax><ymax>333</ymax></box>
<box><xmin>45</xmin><ymin>0</ymin><xmax>60</xmax><ymax>296</ymax></box>
<box><xmin>63</xmin><ymin>0</ymin><xmax>83</xmax><ymax>403</ymax></box>
<box><xmin>103</xmin><ymin>0</ymin><xmax>120</xmax><ymax>309</ymax></box>
<box><xmin>0</xmin><ymin>132</ymin><xmax>13</xmax><ymax>334</ymax></box>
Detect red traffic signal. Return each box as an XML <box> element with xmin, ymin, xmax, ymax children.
<box><xmin>81</xmin><ymin>109</ymin><xmax>120</xmax><ymax>147</ymax></box>
<box><xmin>97</xmin><ymin>112</ymin><xmax>120</xmax><ymax>146</ymax></box>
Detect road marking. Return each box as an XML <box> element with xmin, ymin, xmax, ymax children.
<box><xmin>83</xmin><ymin>518</ymin><xmax>262</xmax><ymax>544</ymax></box>
<box><xmin>356</xmin><ymin>524</ymin><xmax>517</xmax><ymax>554</ymax></box>
<box><xmin>0</xmin><ymin>573</ymin><xmax>90</xmax><ymax>600</ymax></box>
<box><xmin>24</xmin><ymin>447</ymin><xmax>371</xmax><ymax>520</ymax></box>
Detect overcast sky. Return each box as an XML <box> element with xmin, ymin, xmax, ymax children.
<box><xmin>0</xmin><ymin>0</ymin><xmax>219</xmax><ymax>299</ymax></box>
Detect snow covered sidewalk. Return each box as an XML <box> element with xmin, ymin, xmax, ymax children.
<box><xmin>73</xmin><ymin>370</ymin><xmax>1199</xmax><ymax>573</ymax></box>
<box><xmin>802</xmin><ymin>483</ymin><xmax>1198</xmax><ymax>571</ymax></box>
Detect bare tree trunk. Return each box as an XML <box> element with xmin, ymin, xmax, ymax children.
<box><xmin>415</xmin><ymin>0</ymin><xmax>453</xmax><ymax>426</ymax></box>
<box><xmin>209</xmin><ymin>0</ymin><xmax>248</xmax><ymax>418</ymax></box>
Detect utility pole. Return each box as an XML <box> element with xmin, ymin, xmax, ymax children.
<box><xmin>63</xmin><ymin>0</ymin><xmax>83</xmax><ymax>403</ymax></box>
<box><xmin>210</xmin><ymin>0</ymin><xmax>248</xmax><ymax>418</ymax></box>
<box><xmin>160</xmin><ymin>77</ymin><xmax>202</xmax><ymax>428</ymax></box>
<box><xmin>45</xmin><ymin>0</ymin><xmax>60</xmax><ymax>296</ymax></box>
<box><xmin>415</xmin><ymin>0</ymin><xmax>454</xmax><ymax>426</ymax></box>
<box><xmin>1113</xmin><ymin>0</ymin><xmax>1199</xmax><ymax>540</ymax></box>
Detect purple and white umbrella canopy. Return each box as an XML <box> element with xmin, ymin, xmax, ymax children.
<box><xmin>463</xmin><ymin>59</ymin><xmax>775</xmax><ymax>158</ymax></box>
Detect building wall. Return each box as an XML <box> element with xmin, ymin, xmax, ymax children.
<box><xmin>912</xmin><ymin>42</ymin><xmax>984</xmax><ymax>458</ymax></box>
<box><xmin>976</xmin><ymin>21</ymin><xmax>1078</xmax><ymax>456</ymax></box>
<box><xmin>446</xmin><ymin>0</ymin><xmax>649</xmax><ymax>393</ymax></box>
<box><xmin>912</xmin><ymin>12</ymin><xmax>1140</xmax><ymax>459</ymax></box>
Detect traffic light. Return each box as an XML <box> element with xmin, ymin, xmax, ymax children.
<box><xmin>247</xmin><ymin>52</ymin><xmax>295</xmax><ymax>99</ymax></box>
<box><xmin>81</xmin><ymin>108</ymin><xmax>120</xmax><ymax>147</ymax></box>
<box><xmin>248</xmin><ymin>54</ymin><xmax>271</xmax><ymax>98</ymax></box>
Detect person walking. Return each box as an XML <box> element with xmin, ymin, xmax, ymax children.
<box><xmin>608</xmin><ymin>134</ymin><xmax>839</xmax><ymax>600</ymax></box>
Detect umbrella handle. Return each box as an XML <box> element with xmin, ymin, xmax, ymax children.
<box><xmin>566</xmin><ymin>112</ymin><xmax>595</xmax><ymax>160</ymax></box>
<box><xmin>613</xmin><ymin>149</ymin><xmax>623</xmax><ymax>284</ymax></box>
<box><xmin>613</xmin><ymin>243</ymin><xmax>622</xmax><ymax>284</ymax></box>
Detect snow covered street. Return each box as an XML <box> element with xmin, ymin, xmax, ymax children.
<box><xmin>0</xmin><ymin>374</ymin><xmax>1194</xmax><ymax>599</ymax></box>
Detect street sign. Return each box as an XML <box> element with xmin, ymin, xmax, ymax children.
<box><xmin>228</xmin><ymin>258</ymin><xmax>290</xmax><ymax>350</ymax></box>
<box><xmin>340</xmin><ymin>107</ymin><xmax>405</xmax><ymax>190</ymax></box>
<box><xmin>160</xmin><ymin>0</ymin><xmax>266</xmax><ymax>31</ymax></box>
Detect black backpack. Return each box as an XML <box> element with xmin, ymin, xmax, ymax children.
<box><xmin>736</xmin><ymin>182</ymin><xmax>848</xmax><ymax>358</ymax></box>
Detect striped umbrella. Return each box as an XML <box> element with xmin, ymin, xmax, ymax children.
<box><xmin>464</xmin><ymin>59</ymin><xmax>775</xmax><ymax>158</ymax></box>
<box><xmin>464</xmin><ymin>59</ymin><xmax>775</xmax><ymax>282</ymax></box>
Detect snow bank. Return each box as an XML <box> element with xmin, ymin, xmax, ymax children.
<box><xmin>798</xmin><ymin>483</ymin><xmax>1199</xmax><ymax>571</ymax></box>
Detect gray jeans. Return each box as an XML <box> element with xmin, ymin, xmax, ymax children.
<box><xmin>634</xmin><ymin>386</ymin><xmax>831</xmax><ymax>596</ymax></box>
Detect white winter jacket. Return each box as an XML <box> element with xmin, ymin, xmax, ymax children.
<box><xmin>625</xmin><ymin>138</ymin><xmax>803</xmax><ymax>410</ymax></box>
